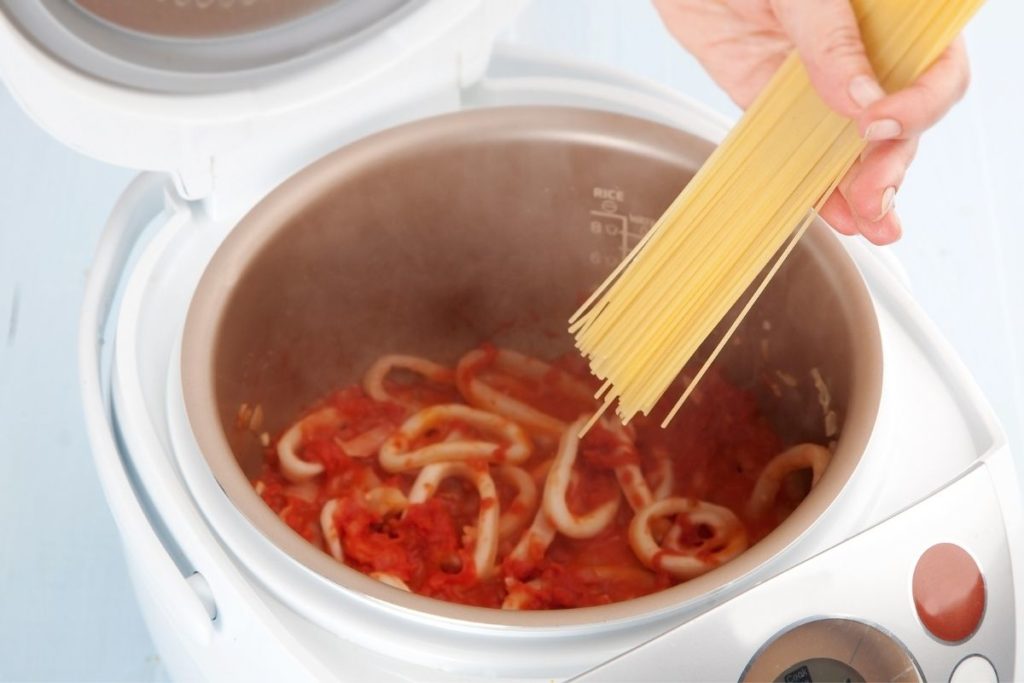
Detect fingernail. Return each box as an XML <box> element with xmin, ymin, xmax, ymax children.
<box><xmin>875</xmin><ymin>186</ymin><xmax>896</xmax><ymax>221</ymax></box>
<box><xmin>864</xmin><ymin>118</ymin><xmax>902</xmax><ymax>141</ymax></box>
<box><xmin>848</xmin><ymin>75</ymin><xmax>885</xmax><ymax>108</ymax></box>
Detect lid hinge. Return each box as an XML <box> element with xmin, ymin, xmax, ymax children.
<box><xmin>458</xmin><ymin>0</ymin><xmax>530</xmax><ymax>87</ymax></box>
<box><xmin>171</xmin><ymin>156</ymin><xmax>214</xmax><ymax>203</ymax></box>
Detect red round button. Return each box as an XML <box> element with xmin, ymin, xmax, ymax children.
<box><xmin>912</xmin><ymin>543</ymin><xmax>985</xmax><ymax>642</ymax></box>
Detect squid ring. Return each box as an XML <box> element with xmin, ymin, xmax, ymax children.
<box><xmin>409</xmin><ymin>461</ymin><xmax>500</xmax><ymax>579</ymax></box>
<box><xmin>319</xmin><ymin>486</ymin><xmax>409</xmax><ymax>564</ymax></box>
<box><xmin>320</xmin><ymin>498</ymin><xmax>344</xmax><ymax>562</ymax></box>
<box><xmin>747</xmin><ymin>443</ymin><xmax>831</xmax><ymax>519</ymax></box>
<box><xmin>363</xmin><ymin>355</ymin><xmax>454</xmax><ymax>409</ymax></box>
<box><xmin>616</xmin><ymin>464</ymin><xmax>654</xmax><ymax>513</ymax></box>
<box><xmin>505</xmin><ymin>506</ymin><xmax>558</xmax><ymax>572</ymax></box>
<box><xmin>277</xmin><ymin>407</ymin><xmax>337</xmax><ymax>483</ymax></box>
<box><xmin>379</xmin><ymin>404</ymin><xmax>531</xmax><ymax>473</ymax></box>
<box><xmin>279</xmin><ymin>404</ymin><xmax>398</xmax><ymax>482</ymax></box>
<box><xmin>542</xmin><ymin>417</ymin><xmax>621</xmax><ymax>539</ymax></box>
<box><xmin>600</xmin><ymin>419</ymin><xmax>654</xmax><ymax>513</ymax></box>
<box><xmin>494</xmin><ymin>465</ymin><xmax>539</xmax><ymax>539</ymax></box>
<box><xmin>629</xmin><ymin>497</ymin><xmax>748</xmax><ymax>580</ymax></box>
<box><xmin>650</xmin><ymin>448</ymin><xmax>675</xmax><ymax>501</ymax></box>
<box><xmin>321</xmin><ymin>515</ymin><xmax>414</xmax><ymax>591</ymax></box>
<box><xmin>456</xmin><ymin>348</ymin><xmax>595</xmax><ymax>438</ymax></box>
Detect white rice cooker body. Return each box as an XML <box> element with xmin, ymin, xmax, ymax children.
<box><xmin>0</xmin><ymin>2</ymin><xmax>1020</xmax><ymax>681</ymax></box>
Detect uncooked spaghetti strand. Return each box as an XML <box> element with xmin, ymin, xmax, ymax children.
<box><xmin>570</xmin><ymin>57</ymin><xmax>813</xmax><ymax>329</ymax></box>
<box><xmin>605</xmin><ymin>115</ymin><xmax>856</xmax><ymax>411</ymax></box>
<box><xmin>662</xmin><ymin>217</ymin><xmax>813</xmax><ymax>426</ymax></box>
<box><xmin>570</xmin><ymin>0</ymin><xmax>985</xmax><ymax>429</ymax></box>
<box><xmin>623</xmin><ymin>124</ymin><xmax>864</xmax><ymax>420</ymax></box>
<box><xmin>633</xmin><ymin>132</ymin><xmax>863</xmax><ymax>418</ymax></box>
<box><xmin>614</xmin><ymin>115</ymin><xmax>855</xmax><ymax>410</ymax></box>
<box><xmin>661</xmin><ymin>142</ymin><xmax>859</xmax><ymax>427</ymax></box>
<box><xmin>570</xmin><ymin>71</ymin><xmax>810</xmax><ymax>337</ymax></box>
<box><xmin>578</xmin><ymin>85</ymin><xmax>844</xmax><ymax>389</ymax></box>
<box><xmin>627</xmin><ymin>126</ymin><xmax>864</xmax><ymax>415</ymax></box>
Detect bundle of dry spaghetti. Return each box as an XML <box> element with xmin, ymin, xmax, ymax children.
<box><xmin>571</xmin><ymin>0</ymin><xmax>985</xmax><ymax>432</ymax></box>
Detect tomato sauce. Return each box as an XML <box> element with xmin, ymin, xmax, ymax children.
<box><xmin>252</xmin><ymin>346</ymin><xmax>802</xmax><ymax>610</ymax></box>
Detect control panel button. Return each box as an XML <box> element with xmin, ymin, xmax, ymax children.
<box><xmin>949</xmin><ymin>655</ymin><xmax>997</xmax><ymax>683</ymax></box>
<box><xmin>912</xmin><ymin>543</ymin><xmax>985</xmax><ymax>642</ymax></box>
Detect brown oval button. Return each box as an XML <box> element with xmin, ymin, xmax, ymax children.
<box><xmin>912</xmin><ymin>543</ymin><xmax>985</xmax><ymax>642</ymax></box>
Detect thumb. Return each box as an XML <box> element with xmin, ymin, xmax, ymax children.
<box><xmin>771</xmin><ymin>0</ymin><xmax>884</xmax><ymax>117</ymax></box>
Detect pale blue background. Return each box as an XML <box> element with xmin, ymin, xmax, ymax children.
<box><xmin>1</xmin><ymin>1</ymin><xmax>1021</xmax><ymax>680</ymax></box>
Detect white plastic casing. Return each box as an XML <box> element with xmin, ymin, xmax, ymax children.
<box><xmin>0</xmin><ymin>0</ymin><xmax>525</xmax><ymax>207</ymax></box>
<box><xmin>75</xmin><ymin>47</ymin><xmax>1023</xmax><ymax>679</ymax></box>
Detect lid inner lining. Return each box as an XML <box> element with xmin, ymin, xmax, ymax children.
<box><xmin>4</xmin><ymin>0</ymin><xmax>421</xmax><ymax>93</ymax></box>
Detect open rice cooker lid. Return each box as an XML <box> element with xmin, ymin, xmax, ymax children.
<box><xmin>0</xmin><ymin>0</ymin><xmax>524</xmax><ymax>198</ymax></box>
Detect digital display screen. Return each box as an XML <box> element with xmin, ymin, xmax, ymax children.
<box><xmin>777</xmin><ymin>658</ymin><xmax>866</xmax><ymax>683</ymax></box>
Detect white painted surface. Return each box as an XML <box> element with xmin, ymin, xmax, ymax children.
<box><xmin>0</xmin><ymin>86</ymin><xmax>157</xmax><ymax>680</ymax></box>
<box><xmin>0</xmin><ymin>1</ymin><xmax>1020</xmax><ymax>679</ymax></box>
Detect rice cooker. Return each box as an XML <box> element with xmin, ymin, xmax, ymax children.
<box><xmin>1</xmin><ymin>1</ymin><xmax>1021</xmax><ymax>681</ymax></box>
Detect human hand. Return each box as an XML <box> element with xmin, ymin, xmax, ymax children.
<box><xmin>653</xmin><ymin>0</ymin><xmax>970</xmax><ymax>245</ymax></box>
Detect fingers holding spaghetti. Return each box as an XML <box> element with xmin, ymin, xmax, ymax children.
<box><xmin>856</xmin><ymin>37</ymin><xmax>970</xmax><ymax>142</ymax></box>
<box><xmin>821</xmin><ymin>137</ymin><xmax>917</xmax><ymax>245</ymax></box>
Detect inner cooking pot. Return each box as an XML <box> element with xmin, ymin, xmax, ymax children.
<box><xmin>182</xmin><ymin>106</ymin><xmax>882</xmax><ymax>626</ymax></box>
